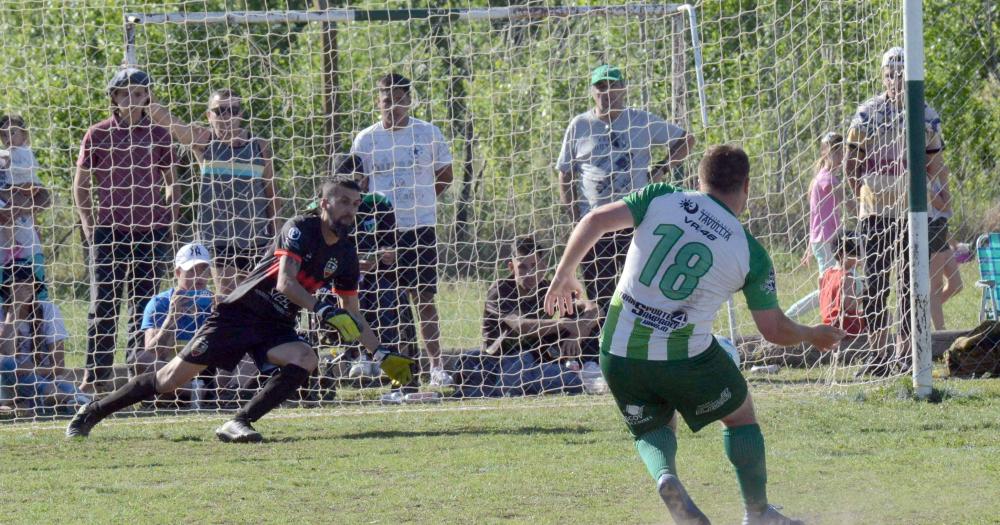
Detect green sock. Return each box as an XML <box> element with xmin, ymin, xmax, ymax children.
<box><xmin>635</xmin><ymin>426</ymin><xmax>678</xmax><ymax>481</ymax></box>
<box><xmin>723</xmin><ymin>423</ymin><xmax>768</xmax><ymax>511</ymax></box>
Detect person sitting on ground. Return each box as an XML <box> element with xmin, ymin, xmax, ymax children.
<box><xmin>460</xmin><ymin>235</ymin><xmax>596</xmax><ymax>397</ymax></box>
<box><xmin>137</xmin><ymin>243</ymin><xmax>216</xmax><ymax>375</ymax></box>
<box><xmin>820</xmin><ymin>234</ymin><xmax>866</xmax><ymax>337</ymax></box>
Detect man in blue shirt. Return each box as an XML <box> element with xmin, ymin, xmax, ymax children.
<box><xmin>134</xmin><ymin>243</ymin><xmax>216</xmax><ymax>375</ymax></box>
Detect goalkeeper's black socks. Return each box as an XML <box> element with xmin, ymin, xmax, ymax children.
<box><xmin>724</xmin><ymin>423</ymin><xmax>769</xmax><ymax>512</ymax></box>
<box><xmin>89</xmin><ymin>372</ymin><xmax>159</xmax><ymax>420</ymax></box>
<box><xmin>235</xmin><ymin>364</ymin><xmax>310</xmax><ymax>423</ymax></box>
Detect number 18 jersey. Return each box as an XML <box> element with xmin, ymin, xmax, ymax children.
<box><xmin>601</xmin><ymin>184</ymin><xmax>779</xmax><ymax>361</ymax></box>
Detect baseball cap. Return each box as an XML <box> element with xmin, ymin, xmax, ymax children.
<box><xmin>175</xmin><ymin>243</ymin><xmax>211</xmax><ymax>271</ymax></box>
<box><xmin>590</xmin><ymin>64</ymin><xmax>624</xmax><ymax>85</ymax></box>
<box><xmin>107</xmin><ymin>67</ymin><xmax>152</xmax><ymax>95</ymax></box>
<box><xmin>881</xmin><ymin>47</ymin><xmax>904</xmax><ymax>68</ymax></box>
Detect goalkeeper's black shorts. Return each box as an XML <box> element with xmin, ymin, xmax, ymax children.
<box><xmin>178</xmin><ymin>303</ymin><xmax>307</xmax><ymax>371</ymax></box>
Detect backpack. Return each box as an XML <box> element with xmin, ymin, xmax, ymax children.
<box><xmin>945</xmin><ymin>321</ymin><xmax>1000</xmax><ymax>378</ymax></box>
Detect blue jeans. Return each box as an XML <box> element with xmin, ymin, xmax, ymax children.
<box><xmin>451</xmin><ymin>351</ymin><xmax>582</xmax><ymax>398</ymax></box>
<box><xmin>0</xmin><ymin>356</ymin><xmax>84</xmax><ymax>407</ymax></box>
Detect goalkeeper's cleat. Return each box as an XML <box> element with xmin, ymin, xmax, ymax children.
<box><xmin>428</xmin><ymin>367</ymin><xmax>454</xmax><ymax>387</ymax></box>
<box><xmin>742</xmin><ymin>504</ymin><xmax>804</xmax><ymax>525</ymax></box>
<box><xmin>65</xmin><ymin>404</ymin><xmax>100</xmax><ymax>439</ymax></box>
<box><xmin>657</xmin><ymin>474</ymin><xmax>711</xmax><ymax>525</ymax></box>
<box><xmin>215</xmin><ymin>419</ymin><xmax>263</xmax><ymax>443</ymax></box>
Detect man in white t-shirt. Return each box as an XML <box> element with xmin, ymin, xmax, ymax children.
<box><xmin>351</xmin><ymin>73</ymin><xmax>454</xmax><ymax>386</ymax></box>
<box><xmin>556</xmin><ymin>65</ymin><xmax>694</xmax><ymax>315</ymax></box>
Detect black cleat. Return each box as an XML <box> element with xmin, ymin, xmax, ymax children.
<box><xmin>215</xmin><ymin>419</ymin><xmax>264</xmax><ymax>443</ymax></box>
<box><xmin>743</xmin><ymin>504</ymin><xmax>804</xmax><ymax>525</ymax></box>
<box><xmin>65</xmin><ymin>404</ymin><xmax>100</xmax><ymax>439</ymax></box>
<box><xmin>657</xmin><ymin>474</ymin><xmax>711</xmax><ymax>525</ymax></box>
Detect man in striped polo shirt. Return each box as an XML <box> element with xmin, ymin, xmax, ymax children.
<box><xmin>545</xmin><ymin>145</ymin><xmax>844</xmax><ymax>525</ymax></box>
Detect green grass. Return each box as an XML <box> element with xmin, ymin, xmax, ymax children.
<box><xmin>0</xmin><ymin>379</ymin><xmax>997</xmax><ymax>524</ymax></box>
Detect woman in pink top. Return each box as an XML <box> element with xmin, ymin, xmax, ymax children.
<box><xmin>786</xmin><ymin>132</ymin><xmax>847</xmax><ymax>319</ymax></box>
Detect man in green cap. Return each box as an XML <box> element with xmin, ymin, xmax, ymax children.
<box><xmin>556</xmin><ymin>64</ymin><xmax>694</xmax><ymax>315</ymax></box>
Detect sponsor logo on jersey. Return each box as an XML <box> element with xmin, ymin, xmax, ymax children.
<box><xmin>622</xmin><ymin>292</ymin><xmax>689</xmax><ymax>333</ymax></box>
<box><xmin>188</xmin><ymin>335</ymin><xmax>209</xmax><ymax>357</ymax></box>
<box><xmin>697</xmin><ymin>209</ymin><xmax>733</xmax><ymax>241</ymax></box>
<box><xmin>684</xmin><ymin>216</ymin><xmax>718</xmax><ymax>241</ymax></box>
<box><xmin>623</xmin><ymin>404</ymin><xmax>653</xmax><ymax>425</ymax></box>
<box><xmin>680</xmin><ymin>198</ymin><xmax>699</xmax><ymax>214</ymax></box>
<box><xmin>762</xmin><ymin>268</ymin><xmax>777</xmax><ymax>294</ymax></box>
<box><xmin>695</xmin><ymin>387</ymin><xmax>732</xmax><ymax>415</ymax></box>
<box><xmin>324</xmin><ymin>258</ymin><xmax>339</xmax><ymax>278</ymax></box>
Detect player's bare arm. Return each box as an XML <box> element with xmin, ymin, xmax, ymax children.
<box><xmin>545</xmin><ymin>201</ymin><xmax>635</xmax><ymax>316</ymax></box>
<box><xmin>750</xmin><ymin>308</ymin><xmax>845</xmax><ymax>350</ymax></box>
<box><xmin>336</xmin><ymin>293</ymin><xmax>381</xmax><ymax>354</ymax></box>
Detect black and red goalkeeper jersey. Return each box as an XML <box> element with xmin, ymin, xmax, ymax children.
<box><xmin>224</xmin><ymin>214</ymin><xmax>360</xmax><ymax>325</ymax></box>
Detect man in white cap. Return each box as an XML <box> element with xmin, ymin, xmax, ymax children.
<box><xmin>134</xmin><ymin>243</ymin><xmax>216</xmax><ymax>375</ymax></box>
<box><xmin>845</xmin><ymin>46</ymin><xmax>949</xmax><ymax>375</ymax></box>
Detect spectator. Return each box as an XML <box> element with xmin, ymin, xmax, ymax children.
<box><xmin>819</xmin><ymin>234</ymin><xmax>866</xmax><ymax>336</ymax></box>
<box><xmin>136</xmin><ymin>243</ymin><xmax>215</xmax><ymax>375</ymax></box>
<box><xmin>149</xmin><ymin>89</ymin><xmax>280</xmax><ymax>295</ymax></box>
<box><xmin>350</xmin><ymin>73</ymin><xmax>454</xmax><ymax>386</ymax></box>
<box><xmin>73</xmin><ymin>68</ymin><xmax>179</xmax><ymax>393</ymax></box>
<box><xmin>0</xmin><ymin>114</ymin><xmax>51</xmax><ymax>301</ymax></box>
<box><xmin>556</xmin><ymin>64</ymin><xmax>693</xmax><ymax>314</ymax></box>
<box><xmin>786</xmin><ymin>132</ymin><xmax>847</xmax><ymax>320</ymax></box>
<box><xmin>0</xmin><ymin>255</ymin><xmax>86</xmax><ymax>416</ymax></box>
<box><xmin>845</xmin><ymin>47</ymin><xmax>948</xmax><ymax>375</ymax></box>
<box><xmin>928</xmin><ymin>169</ymin><xmax>963</xmax><ymax>330</ymax></box>
<box><xmin>458</xmin><ymin>235</ymin><xmax>594</xmax><ymax>397</ymax></box>
<box><xmin>327</xmin><ymin>155</ymin><xmax>418</xmax><ymax>381</ymax></box>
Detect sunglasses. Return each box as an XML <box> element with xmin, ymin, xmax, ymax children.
<box><xmin>210</xmin><ymin>105</ymin><xmax>242</xmax><ymax>117</ymax></box>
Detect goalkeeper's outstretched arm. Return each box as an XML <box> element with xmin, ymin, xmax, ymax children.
<box><xmin>336</xmin><ymin>294</ymin><xmax>380</xmax><ymax>353</ymax></box>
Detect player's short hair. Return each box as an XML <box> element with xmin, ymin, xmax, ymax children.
<box><xmin>319</xmin><ymin>177</ymin><xmax>362</xmax><ymax>200</ymax></box>
<box><xmin>377</xmin><ymin>73</ymin><xmax>411</xmax><ymax>93</ymax></box>
<box><xmin>834</xmin><ymin>233</ymin><xmax>860</xmax><ymax>261</ymax></box>
<box><xmin>698</xmin><ymin>144</ymin><xmax>750</xmax><ymax>195</ymax></box>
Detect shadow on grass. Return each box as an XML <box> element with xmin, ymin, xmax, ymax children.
<box><xmin>266</xmin><ymin>424</ymin><xmax>596</xmax><ymax>443</ymax></box>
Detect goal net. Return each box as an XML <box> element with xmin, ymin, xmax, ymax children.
<box><xmin>0</xmin><ymin>1</ymin><xmax>996</xmax><ymax>423</ymax></box>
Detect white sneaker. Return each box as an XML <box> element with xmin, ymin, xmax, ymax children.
<box><xmin>349</xmin><ymin>359</ymin><xmax>380</xmax><ymax>379</ymax></box>
<box><xmin>428</xmin><ymin>367</ymin><xmax>453</xmax><ymax>387</ymax></box>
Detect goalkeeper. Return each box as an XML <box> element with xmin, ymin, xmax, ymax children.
<box><xmin>67</xmin><ymin>178</ymin><xmax>415</xmax><ymax>443</ymax></box>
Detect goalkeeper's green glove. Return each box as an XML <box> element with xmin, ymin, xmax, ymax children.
<box><xmin>374</xmin><ymin>347</ymin><xmax>416</xmax><ymax>385</ymax></box>
<box><xmin>313</xmin><ymin>297</ymin><xmax>362</xmax><ymax>343</ymax></box>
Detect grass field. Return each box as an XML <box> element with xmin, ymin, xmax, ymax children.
<box><xmin>0</xmin><ymin>378</ymin><xmax>997</xmax><ymax>525</ymax></box>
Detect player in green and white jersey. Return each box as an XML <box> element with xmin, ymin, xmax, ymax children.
<box><xmin>545</xmin><ymin>145</ymin><xmax>844</xmax><ymax>525</ymax></box>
